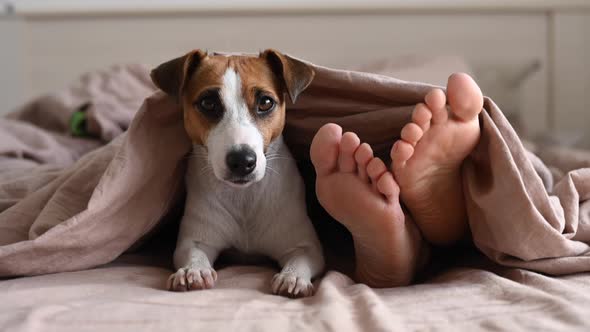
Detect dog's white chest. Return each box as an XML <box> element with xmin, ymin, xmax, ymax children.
<box><xmin>207</xmin><ymin>183</ymin><xmax>271</xmax><ymax>252</ymax></box>
<box><xmin>183</xmin><ymin>137</ymin><xmax>299</xmax><ymax>254</ymax></box>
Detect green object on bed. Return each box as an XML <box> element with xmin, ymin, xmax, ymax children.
<box><xmin>69</xmin><ymin>104</ymin><xmax>90</xmax><ymax>137</ymax></box>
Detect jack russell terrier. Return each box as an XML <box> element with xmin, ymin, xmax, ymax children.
<box><xmin>150</xmin><ymin>49</ymin><xmax>325</xmax><ymax>297</ymax></box>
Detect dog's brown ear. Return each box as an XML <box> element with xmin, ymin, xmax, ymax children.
<box><xmin>261</xmin><ymin>49</ymin><xmax>315</xmax><ymax>103</ymax></box>
<box><xmin>150</xmin><ymin>49</ymin><xmax>207</xmax><ymax>99</ymax></box>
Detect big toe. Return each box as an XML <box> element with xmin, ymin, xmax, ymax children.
<box><xmin>446</xmin><ymin>73</ymin><xmax>483</xmax><ymax>121</ymax></box>
<box><xmin>311</xmin><ymin>123</ymin><xmax>343</xmax><ymax>176</ymax></box>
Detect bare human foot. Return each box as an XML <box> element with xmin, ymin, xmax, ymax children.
<box><xmin>391</xmin><ymin>73</ymin><xmax>483</xmax><ymax>245</ymax></box>
<box><xmin>310</xmin><ymin>124</ymin><xmax>424</xmax><ymax>287</ymax></box>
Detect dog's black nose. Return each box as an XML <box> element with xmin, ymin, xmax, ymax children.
<box><xmin>226</xmin><ymin>147</ymin><xmax>257</xmax><ymax>177</ymax></box>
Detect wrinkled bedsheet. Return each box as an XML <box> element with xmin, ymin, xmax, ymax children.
<box><xmin>2</xmin><ymin>252</ymin><xmax>589</xmax><ymax>331</ymax></box>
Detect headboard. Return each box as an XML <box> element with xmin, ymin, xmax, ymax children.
<box><xmin>2</xmin><ymin>0</ymin><xmax>589</xmax><ymax>138</ymax></box>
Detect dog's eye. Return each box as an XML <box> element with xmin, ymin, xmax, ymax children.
<box><xmin>257</xmin><ymin>96</ymin><xmax>275</xmax><ymax>114</ymax></box>
<box><xmin>200</xmin><ymin>97</ymin><xmax>218</xmax><ymax>111</ymax></box>
<box><xmin>195</xmin><ymin>94</ymin><xmax>223</xmax><ymax>119</ymax></box>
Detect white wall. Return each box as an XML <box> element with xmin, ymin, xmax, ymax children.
<box><xmin>554</xmin><ymin>13</ymin><xmax>590</xmax><ymax>132</ymax></box>
<box><xmin>2</xmin><ymin>13</ymin><xmax>551</xmax><ymax>135</ymax></box>
<box><xmin>0</xmin><ymin>19</ymin><xmax>26</xmax><ymax>113</ymax></box>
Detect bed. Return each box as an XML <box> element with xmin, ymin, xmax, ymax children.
<box><xmin>1</xmin><ymin>3</ymin><xmax>590</xmax><ymax>331</ymax></box>
<box><xmin>1</xmin><ymin>55</ymin><xmax>589</xmax><ymax>331</ymax></box>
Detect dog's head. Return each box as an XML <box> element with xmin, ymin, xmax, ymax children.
<box><xmin>151</xmin><ymin>49</ymin><xmax>314</xmax><ymax>187</ymax></box>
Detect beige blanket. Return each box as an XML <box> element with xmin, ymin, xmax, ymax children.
<box><xmin>0</xmin><ymin>60</ymin><xmax>589</xmax><ymax>278</ymax></box>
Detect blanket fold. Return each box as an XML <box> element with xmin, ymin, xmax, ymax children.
<box><xmin>1</xmin><ymin>61</ymin><xmax>589</xmax><ymax>278</ymax></box>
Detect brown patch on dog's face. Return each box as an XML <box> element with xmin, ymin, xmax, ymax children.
<box><xmin>151</xmin><ymin>49</ymin><xmax>314</xmax><ymax>154</ymax></box>
<box><xmin>181</xmin><ymin>55</ymin><xmax>286</xmax><ymax>149</ymax></box>
<box><xmin>181</xmin><ymin>57</ymin><xmax>226</xmax><ymax>145</ymax></box>
<box><xmin>233</xmin><ymin>57</ymin><xmax>286</xmax><ymax>149</ymax></box>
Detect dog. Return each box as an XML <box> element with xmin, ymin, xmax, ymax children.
<box><xmin>150</xmin><ymin>49</ymin><xmax>325</xmax><ymax>297</ymax></box>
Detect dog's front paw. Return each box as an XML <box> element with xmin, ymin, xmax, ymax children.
<box><xmin>167</xmin><ymin>267</ymin><xmax>218</xmax><ymax>292</ymax></box>
<box><xmin>271</xmin><ymin>272</ymin><xmax>314</xmax><ymax>298</ymax></box>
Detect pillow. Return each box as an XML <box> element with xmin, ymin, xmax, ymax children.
<box><xmin>353</xmin><ymin>55</ymin><xmax>472</xmax><ymax>87</ymax></box>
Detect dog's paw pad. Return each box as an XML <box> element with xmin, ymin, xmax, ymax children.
<box><xmin>271</xmin><ymin>272</ymin><xmax>314</xmax><ymax>298</ymax></box>
<box><xmin>167</xmin><ymin>267</ymin><xmax>218</xmax><ymax>292</ymax></box>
